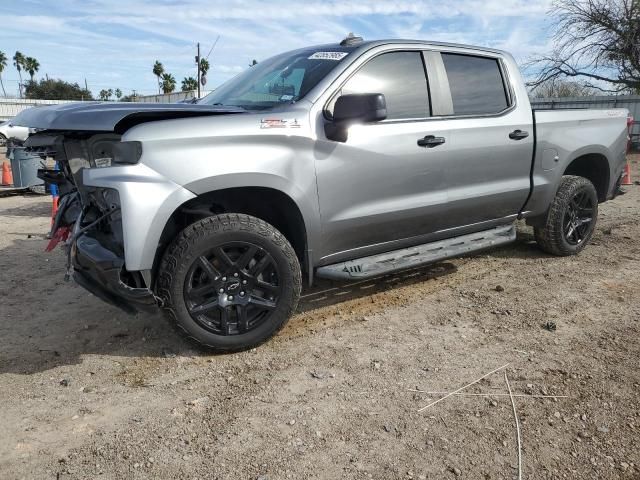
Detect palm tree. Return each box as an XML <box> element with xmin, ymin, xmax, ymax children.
<box><xmin>115</xmin><ymin>88</ymin><xmax>122</xmax><ymax>101</ymax></box>
<box><xmin>99</xmin><ymin>89</ymin><xmax>109</xmax><ymax>101</ymax></box>
<box><xmin>161</xmin><ymin>73</ymin><xmax>176</xmax><ymax>93</ymax></box>
<box><xmin>24</xmin><ymin>57</ymin><xmax>40</xmax><ymax>82</ymax></box>
<box><xmin>181</xmin><ymin>76</ymin><xmax>197</xmax><ymax>92</ymax></box>
<box><xmin>152</xmin><ymin>61</ymin><xmax>164</xmax><ymax>94</ymax></box>
<box><xmin>13</xmin><ymin>51</ymin><xmax>25</xmax><ymax>97</ymax></box>
<box><xmin>199</xmin><ymin>58</ymin><xmax>210</xmax><ymax>77</ymax></box>
<box><xmin>0</xmin><ymin>51</ymin><xmax>7</xmax><ymax>97</ymax></box>
<box><xmin>107</xmin><ymin>88</ymin><xmax>113</xmax><ymax>100</ymax></box>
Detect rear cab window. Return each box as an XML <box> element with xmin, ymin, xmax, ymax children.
<box><xmin>441</xmin><ymin>53</ymin><xmax>509</xmax><ymax>116</ymax></box>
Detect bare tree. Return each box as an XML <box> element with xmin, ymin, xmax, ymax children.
<box><xmin>532</xmin><ymin>79</ymin><xmax>597</xmax><ymax>98</ymax></box>
<box><xmin>528</xmin><ymin>0</ymin><xmax>639</xmax><ymax>93</ymax></box>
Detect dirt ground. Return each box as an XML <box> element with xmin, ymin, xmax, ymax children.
<box><xmin>1</xmin><ymin>155</ymin><xmax>639</xmax><ymax>480</ymax></box>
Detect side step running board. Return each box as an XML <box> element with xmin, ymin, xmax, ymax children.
<box><xmin>316</xmin><ymin>224</ymin><xmax>516</xmax><ymax>280</ymax></box>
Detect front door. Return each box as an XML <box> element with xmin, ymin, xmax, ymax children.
<box><xmin>313</xmin><ymin>50</ymin><xmax>450</xmax><ymax>264</ymax></box>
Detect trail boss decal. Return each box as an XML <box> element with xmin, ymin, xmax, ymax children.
<box><xmin>260</xmin><ymin>118</ymin><xmax>302</xmax><ymax>129</ymax></box>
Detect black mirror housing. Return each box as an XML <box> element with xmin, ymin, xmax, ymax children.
<box><xmin>325</xmin><ymin>93</ymin><xmax>387</xmax><ymax>142</ymax></box>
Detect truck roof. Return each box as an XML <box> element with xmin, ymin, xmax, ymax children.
<box><xmin>314</xmin><ymin>38</ymin><xmax>508</xmax><ymax>57</ymax></box>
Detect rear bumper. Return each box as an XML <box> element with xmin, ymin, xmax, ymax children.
<box><xmin>72</xmin><ymin>234</ymin><xmax>158</xmax><ymax>314</ymax></box>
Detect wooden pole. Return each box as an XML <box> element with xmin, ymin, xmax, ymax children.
<box><xmin>196</xmin><ymin>42</ymin><xmax>201</xmax><ymax>99</ymax></box>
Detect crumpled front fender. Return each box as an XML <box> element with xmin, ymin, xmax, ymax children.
<box><xmin>82</xmin><ymin>163</ymin><xmax>196</xmax><ymax>271</ymax></box>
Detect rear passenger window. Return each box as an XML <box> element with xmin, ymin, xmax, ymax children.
<box><xmin>441</xmin><ymin>53</ymin><xmax>509</xmax><ymax>115</ymax></box>
<box><xmin>330</xmin><ymin>51</ymin><xmax>429</xmax><ymax>120</ymax></box>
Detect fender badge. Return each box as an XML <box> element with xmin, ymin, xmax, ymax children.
<box><xmin>260</xmin><ymin>118</ymin><xmax>301</xmax><ymax>129</ymax></box>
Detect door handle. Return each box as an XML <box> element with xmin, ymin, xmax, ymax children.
<box><xmin>417</xmin><ymin>135</ymin><xmax>446</xmax><ymax>148</ymax></box>
<box><xmin>509</xmin><ymin>129</ymin><xmax>529</xmax><ymax>140</ymax></box>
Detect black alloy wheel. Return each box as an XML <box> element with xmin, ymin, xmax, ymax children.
<box><xmin>157</xmin><ymin>214</ymin><xmax>301</xmax><ymax>352</ymax></box>
<box><xmin>563</xmin><ymin>189</ymin><xmax>595</xmax><ymax>246</ymax></box>
<box><xmin>534</xmin><ymin>175</ymin><xmax>599</xmax><ymax>256</ymax></box>
<box><xmin>184</xmin><ymin>241</ymin><xmax>282</xmax><ymax>336</ymax></box>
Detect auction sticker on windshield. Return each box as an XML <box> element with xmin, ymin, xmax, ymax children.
<box><xmin>308</xmin><ymin>52</ymin><xmax>349</xmax><ymax>61</ymax></box>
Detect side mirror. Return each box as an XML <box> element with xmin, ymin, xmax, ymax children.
<box><xmin>325</xmin><ymin>93</ymin><xmax>387</xmax><ymax>142</ymax></box>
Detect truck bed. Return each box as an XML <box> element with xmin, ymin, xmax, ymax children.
<box><xmin>524</xmin><ymin>108</ymin><xmax>629</xmax><ymax>217</ymax></box>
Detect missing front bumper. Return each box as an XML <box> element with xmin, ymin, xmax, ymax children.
<box><xmin>72</xmin><ymin>234</ymin><xmax>158</xmax><ymax>314</ymax></box>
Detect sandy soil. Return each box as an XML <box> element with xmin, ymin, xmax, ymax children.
<box><xmin>1</xmin><ymin>155</ymin><xmax>639</xmax><ymax>480</ymax></box>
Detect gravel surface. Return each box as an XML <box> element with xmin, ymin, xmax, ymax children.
<box><xmin>1</xmin><ymin>155</ymin><xmax>639</xmax><ymax>479</ymax></box>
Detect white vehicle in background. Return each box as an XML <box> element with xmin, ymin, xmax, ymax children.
<box><xmin>0</xmin><ymin>120</ymin><xmax>30</xmax><ymax>146</ymax></box>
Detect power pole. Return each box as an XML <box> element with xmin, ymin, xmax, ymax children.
<box><xmin>196</xmin><ymin>42</ymin><xmax>201</xmax><ymax>99</ymax></box>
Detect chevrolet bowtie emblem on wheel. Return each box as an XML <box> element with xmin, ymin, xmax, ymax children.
<box><xmin>227</xmin><ymin>281</ymin><xmax>240</xmax><ymax>291</ymax></box>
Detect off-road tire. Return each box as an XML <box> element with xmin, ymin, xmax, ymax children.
<box><xmin>0</xmin><ymin>133</ymin><xmax>7</xmax><ymax>147</ymax></box>
<box><xmin>534</xmin><ymin>175</ymin><xmax>598</xmax><ymax>256</ymax></box>
<box><xmin>156</xmin><ymin>214</ymin><xmax>301</xmax><ymax>352</ymax></box>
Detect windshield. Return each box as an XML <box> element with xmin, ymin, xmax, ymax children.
<box><xmin>199</xmin><ymin>47</ymin><xmax>355</xmax><ymax>110</ymax></box>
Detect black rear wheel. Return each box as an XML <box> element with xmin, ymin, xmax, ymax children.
<box><xmin>535</xmin><ymin>175</ymin><xmax>598</xmax><ymax>256</ymax></box>
<box><xmin>157</xmin><ymin>214</ymin><xmax>301</xmax><ymax>351</ymax></box>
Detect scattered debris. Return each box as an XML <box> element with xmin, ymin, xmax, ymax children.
<box><xmin>186</xmin><ymin>397</ymin><xmax>209</xmax><ymax>406</ymax></box>
<box><xmin>494</xmin><ymin>285</ymin><xmax>505</xmax><ymax>292</ymax></box>
<box><xmin>448</xmin><ymin>466</ymin><xmax>462</xmax><ymax>476</ymax></box>
<box><xmin>417</xmin><ymin>363</ymin><xmax>510</xmax><ymax>412</ymax></box>
<box><xmin>408</xmin><ymin>389</ymin><xmax>569</xmax><ymax>399</ymax></box>
<box><xmin>544</xmin><ymin>320</ymin><xmax>557</xmax><ymax>332</ymax></box>
<box><xmin>504</xmin><ymin>371</ymin><xmax>522</xmax><ymax>480</ymax></box>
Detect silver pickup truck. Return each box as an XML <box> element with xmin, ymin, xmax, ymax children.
<box><xmin>14</xmin><ymin>37</ymin><xmax>629</xmax><ymax>351</ymax></box>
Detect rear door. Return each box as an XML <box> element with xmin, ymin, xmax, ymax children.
<box><xmin>434</xmin><ymin>51</ymin><xmax>534</xmax><ymax>229</ymax></box>
<box><xmin>313</xmin><ymin>50</ymin><xmax>450</xmax><ymax>264</ymax></box>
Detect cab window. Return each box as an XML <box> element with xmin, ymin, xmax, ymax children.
<box><xmin>441</xmin><ymin>53</ymin><xmax>509</xmax><ymax>115</ymax></box>
<box><xmin>328</xmin><ymin>51</ymin><xmax>430</xmax><ymax>120</ymax></box>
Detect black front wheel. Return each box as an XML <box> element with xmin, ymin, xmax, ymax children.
<box><xmin>535</xmin><ymin>175</ymin><xmax>598</xmax><ymax>256</ymax></box>
<box><xmin>157</xmin><ymin>214</ymin><xmax>301</xmax><ymax>352</ymax></box>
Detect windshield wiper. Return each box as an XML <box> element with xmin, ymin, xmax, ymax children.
<box><xmin>211</xmin><ymin>102</ymin><xmax>246</xmax><ymax>111</ymax></box>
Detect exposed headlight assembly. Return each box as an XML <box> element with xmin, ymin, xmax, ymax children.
<box><xmin>89</xmin><ymin>135</ymin><xmax>142</xmax><ymax>167</ymax></box>
<box><xmin>112</xmin><ymin>141</ymin><xmax>143</xmax><ymax>165</ymax></box>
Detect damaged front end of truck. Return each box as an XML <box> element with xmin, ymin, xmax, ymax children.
<box><xmin>30</xmin><ymin>132</ymin><xmax>159</xmax><ymax>314</ymax></box>
<box><xmin>15</xmin><ymin>102</ymin><xmax>244</xmax><ymax>314</ymax></box>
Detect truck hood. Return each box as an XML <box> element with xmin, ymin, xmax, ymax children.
<box><xmin>11</xmin><ymin>102</ymin><xmax>246</xmax><ymax>133</ymax></box>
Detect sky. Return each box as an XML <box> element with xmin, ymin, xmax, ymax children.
<box><xmin>0</xmin><ymin>0</ymin><xmax>555</xmax><ymax>99</ymax></box>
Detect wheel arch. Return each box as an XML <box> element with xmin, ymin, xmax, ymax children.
<box><xmin>562</xmin><ymin>151</ymin><xmax>610</xmax><ymax>202</ymax></box>
<box><xmin>152</xmin><ymin>185</ymin><xmax>313</xmax><ymax>287</ymax></box>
